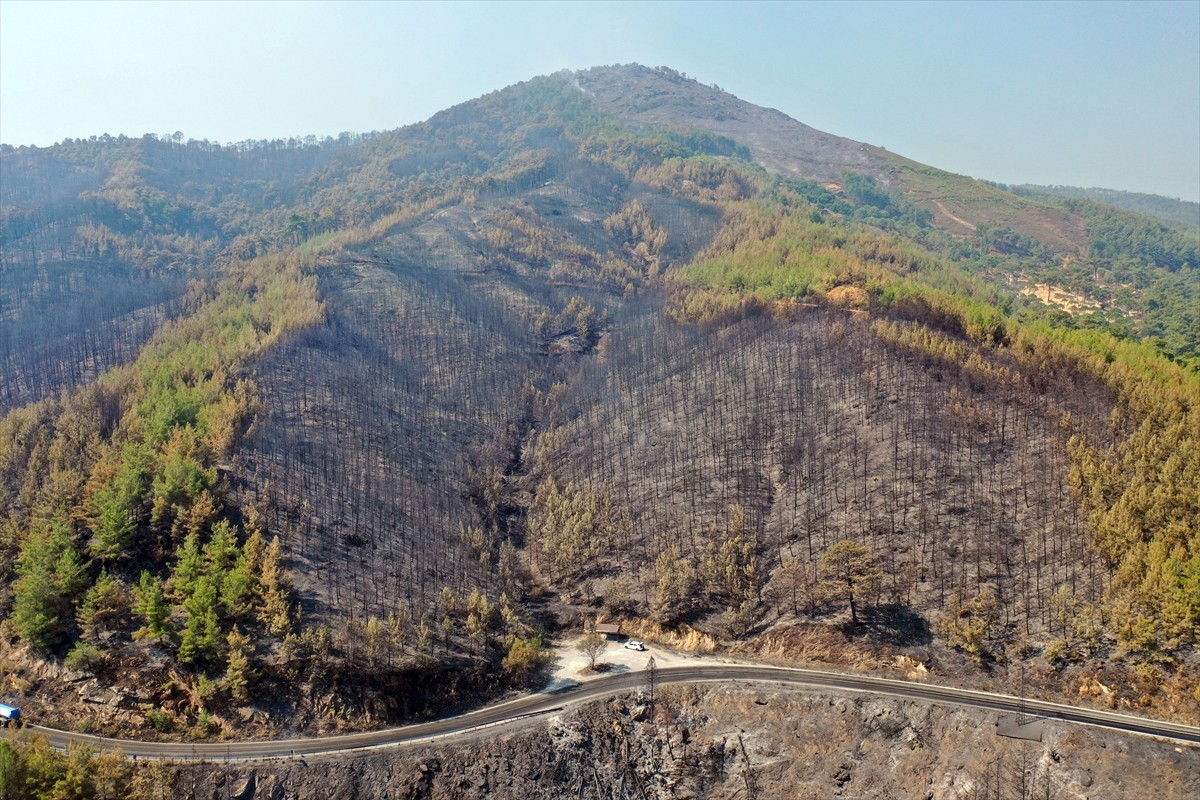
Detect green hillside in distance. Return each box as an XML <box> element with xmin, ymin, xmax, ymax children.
<box><xmin>1009</xmin><ymin>183</ymin><xmax>1200</xmax><ymax>230</ymax></box>
<box><xmin>0</xmin><ymin>64</ymin><xmax>1196</xmax><ymax>751</ymax></box>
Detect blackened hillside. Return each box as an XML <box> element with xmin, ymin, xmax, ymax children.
<box><xmin>0</xmin><ymin>66</ymin><xmax>1196</xmax><ymax>740</ymax></box>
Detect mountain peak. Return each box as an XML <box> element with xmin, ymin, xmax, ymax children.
<box><xmin>574</xmin><ymin>63</ymin><xmax>891</xmax><ymax>185</ymax></box>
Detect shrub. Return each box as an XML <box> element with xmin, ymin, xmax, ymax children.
<box><xmin>501</xmin><ymin>634</ymin><xmax>547</xmax><ymax>680</ymax></box>
<box><xmin>195</xmin><ymin>709</ymin><xmax>219</xmax><ymax>737</ymax></box>
<box><xmin>64</xmin><ymin>641</ymin><xmax>107</xmax><ymax>673</ymax></box>
<box><xmin>145</xmin><ymin>709</ymin><xmax>173</xmax><ymax>733</ymax></box>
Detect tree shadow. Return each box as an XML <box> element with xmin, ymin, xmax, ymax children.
<box><xmin>846</xmin><ymin>604</ymin><xmax>932</xmax><ymax>647</ymax></box>
<box><xmin>589</xmin><ymin>662</ymin><xmax>629</xmax><ymax>675</ymax></box>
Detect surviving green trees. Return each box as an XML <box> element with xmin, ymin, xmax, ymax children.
<box><xmin>819</xmin><ymin>539</ymin><xmax>882</xmax><ymax>625</ymax></box>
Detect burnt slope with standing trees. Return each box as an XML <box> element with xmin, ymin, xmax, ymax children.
<box><xmin>0</xmin><ymin>65</ymin><xmax>1196</xmax><ymax>745</ymax></box>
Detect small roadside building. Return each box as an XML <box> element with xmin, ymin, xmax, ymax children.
<box><xmin>594</xmin><ymin>622</ymin><xmax>622</xmax><ymax>640</ymax></box>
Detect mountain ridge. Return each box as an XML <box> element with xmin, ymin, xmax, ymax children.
<box><xmin>1006</xmin><ymin>182</ymin><xmax>1200</xmax><ymax>229</ymax></box>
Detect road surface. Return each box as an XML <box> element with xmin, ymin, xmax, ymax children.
<box><xmin>22</xmin><ymin>665</ymin><xmax>1200</xmax><ymax>761</ymax></box>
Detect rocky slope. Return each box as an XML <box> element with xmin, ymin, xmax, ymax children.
<box><xmin>173</xmin><ymin>684</ymin><xmax>1199</xmax><ymax>800</ymax></box>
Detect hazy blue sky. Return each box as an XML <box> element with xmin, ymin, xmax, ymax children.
<box><xmin>2</xmin><ymin>0</ymin><xmax>1197</xmax><ymax>200</ymax></box>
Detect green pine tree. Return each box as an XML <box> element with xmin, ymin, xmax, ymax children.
<box><xmin>258</xmin><ymin>535</ymin><xmax>291</xmax><ymax>636</ymax></box>
<box><xmin>223</xmin><ymin>625</ymin><xmax>253</xmax><ymax>703</ymax></box>
<box><xmin>132</xmin><ymin>570</ymin><xmax>173</xmax><ymax>639</ymax></box>
<box><xmin>76</xmin><ymin>569</ymin><xmax>128</xmax><ymax>642</ymax></box>
<box><xmin>178</xmin><ymin>576</ymin><xmax>222</xmax><ymax>665</ymax></box>
<box><xmin>170</xmin><ymin>532</ymin><xmax>203</xmax><ymax>600</ymax></box>
<box><xmin>11</xmin><ymin>522</ymin><xmax>85</xmax><ymax>652</ymax></box>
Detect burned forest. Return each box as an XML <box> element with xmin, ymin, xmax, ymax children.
<box><xmin>1</xmin><ymin>65</ymin><xmax>1197</xmax><ymax>745</ymax></box>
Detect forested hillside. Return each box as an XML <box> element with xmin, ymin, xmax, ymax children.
<box><xmin>1</xmin><ymin>65</ymin><xmax>1196</xmax><ymax>746</ymax></box>
<box><xmin>1011</xmin><ymin>184</ymin><xmax>1200</xmax><ymax>229</ymax></box>
<box><xmin>0</xmin><ymin>132</ymin><xmax>374</xmax><ymax>410</ymax></box>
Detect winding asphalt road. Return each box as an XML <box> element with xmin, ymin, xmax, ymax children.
<box><xmin>22</xmin><ymin>665</ymin><xmax>1200</xmax><ymax>761</ymax></box>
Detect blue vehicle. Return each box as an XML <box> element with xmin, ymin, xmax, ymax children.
<box><xmin>0</xmin><ymin>703</ymin><xmax>20</xmax><ymax>725</ymax></box>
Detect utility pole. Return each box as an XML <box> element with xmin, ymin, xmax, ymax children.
<box><xmin>646</xmin><ymin>655</ymin><xmax>657</xmax><ymax>712</ymax></box>
<box><xmin>1017</xmin><ymin>659</ymin><xmax>1029</xmax><ymax>726</ymax></box>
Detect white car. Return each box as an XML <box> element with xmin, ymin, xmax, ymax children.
<box><xmin>623</xmin><ymin>640</ymin><xmax>646</xmax><ymax>651</ymax></box>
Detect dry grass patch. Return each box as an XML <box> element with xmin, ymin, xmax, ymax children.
<box><xmin>620</xmin><ymin>619</ymin><xmax>716</xmax><ymax>654</ymax></box>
